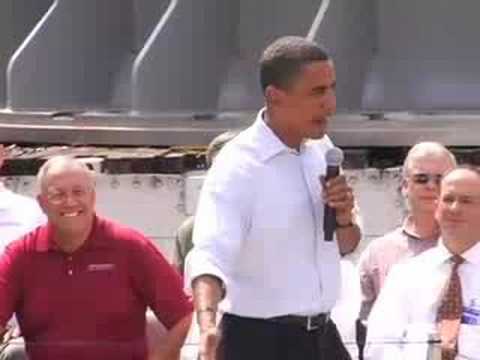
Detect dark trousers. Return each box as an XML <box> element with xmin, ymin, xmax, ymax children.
<box><xmin>216</xmin><ymin>313</ymin><xmax>352</xmax><ymax>360</ymax></box>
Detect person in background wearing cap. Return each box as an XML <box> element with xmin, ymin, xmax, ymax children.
<box><xmin>185</xmin><ymin>36</ymin><xmax>360</xmax><ymax>360</ymax></box>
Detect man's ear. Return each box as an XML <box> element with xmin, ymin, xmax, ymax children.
<box><xmin>400</xmin><ymin>179</ymin><xmax>408</xmax><ymax>198</ymax></box>
<box><xmin>265</xmin><ymin>85</ymin><xmax>285</xmax><ymax>107</ymax></box>
<box><xmin>37</xmin><ymin>194</ymin><xmax>47</xmax><ymax>213</ymax></box>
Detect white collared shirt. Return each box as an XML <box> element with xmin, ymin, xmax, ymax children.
<box><xmin>366</xmin><ymin>241</ymin><xmax>480</xmax><ymax>360</ymax></box>
<box><xmin>185</xmin><ymin>109</ymin><xmax>341</xmax><ymax>318</ymax></box>
<box><xmin>0</xmin><ymin>187</ymin><xmax>46</xmax><ymax>253</ymax></box>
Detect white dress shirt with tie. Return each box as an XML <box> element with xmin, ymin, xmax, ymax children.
<box><xmin>185</xmin><ymin>109</ymin><xmax>341</xmax><ymax>318</ymax></box>
<box><xmin>366</xmin><ymin>241</ymin><xmax>480</xmax><ymax>360</ymax></box>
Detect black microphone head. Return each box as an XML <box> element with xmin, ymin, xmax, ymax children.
<box><xmin>325</xmin><ymin>147</ymin><xmax>344</xmax><ymax>167</ymax></box>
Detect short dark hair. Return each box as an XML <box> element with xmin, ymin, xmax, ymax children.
<box><xmin>259</xmin><ymin>36</ymin><xmax>330</xmax><ymax>93</ymax></box>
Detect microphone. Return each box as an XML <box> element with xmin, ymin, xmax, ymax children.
<box><xmin>324</xmin><ymin>147</ymin><xmax>344</xmax><ymax>242</ymax></box>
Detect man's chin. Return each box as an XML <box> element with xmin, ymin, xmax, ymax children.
<box><xmin>308</xmin><ymin>130</ymin><xmax>327</xmax><ymax>140</ymax></box>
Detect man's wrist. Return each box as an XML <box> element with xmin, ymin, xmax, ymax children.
<box><xmin>197</xmin><ymin>309</ymin><xmax>217</xmax><ymax>331</ymax></box>
<box><xmin>197</xmin><ymin>306</ymin><xmax>217</xmax><ymax>314</ymax></box>
<box><xmin>336</xmin><ymin>219</ymin><xmax>354</xmax><ymax>228</ymax></box>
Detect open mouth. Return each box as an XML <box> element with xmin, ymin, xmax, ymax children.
<box><xmin>61</xmin><ymin>211</ymin><xmax>82</xmax><ymax>217</ymax></box>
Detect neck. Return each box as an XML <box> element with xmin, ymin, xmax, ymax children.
<box><xmin>265</xmin><ymin>108</ymin><xmax>302</xmax><ymax>150</ymax></box>
<box><xmin>404</xmin><ymin>213</ymin><xmax>439</xmax><ymax>240</ymax></box>
<box><xmin>444</xmin><ymin>238</ymin><xmax>478</xmax><ymax>256</ymax></box>
<box><xmin>52</xmin><ymin>218</ymin><xmax>94</xmax><ymax>254</ymax></box>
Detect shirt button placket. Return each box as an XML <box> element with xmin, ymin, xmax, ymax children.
<box><xmin>67</xmin><ymin>256</ymin><xmax>73</xmax><ymax>276</ymax></box>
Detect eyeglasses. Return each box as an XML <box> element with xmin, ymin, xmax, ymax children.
<box><xmin>46</xmin><ymin>187</ymin><xmax>92</xmax><ymax>204</ymax></box>
<box><xmin>410</xmin><ymin>173</ymin><xmax>443</xmax><ymax>185</ymax></box>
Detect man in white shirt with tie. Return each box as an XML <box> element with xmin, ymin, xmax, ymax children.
<box><xmin>366</xmin><ymin>166</ymin><xmax>480</xmax><ymax>360</ymax></box>
<box><xmin>185</xmin><ymin>36</ymin><xmax>361</xmax><ymax>360</ymax></box>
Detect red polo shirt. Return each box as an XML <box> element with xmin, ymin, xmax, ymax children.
<box><xmin>0</xmin><ymin>216</ymin><xmax>192</xmax><ymax>360</ymax></box>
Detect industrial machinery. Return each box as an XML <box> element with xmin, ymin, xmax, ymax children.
<box><xmin>1</xmin><ymin>0</ymin><xmax>480</xmax><ymax>149</ymax></box>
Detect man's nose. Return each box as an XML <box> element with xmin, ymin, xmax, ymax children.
<box><xmin>64</xmin><ymin>192</ymin><xmax>78</xmax><ymax>205</ymax></box>
<box><xmin>324</xmin><ymin>92</ymin><xmax>336</xmax><ymax>115</ymax></box>
<box><xmin>448</xmin><ymin>199</ymin><xmax>461</xmax><ymax>212</ymax></box>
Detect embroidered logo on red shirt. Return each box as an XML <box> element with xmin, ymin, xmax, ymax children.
<box><xmin>87</xmin><ymin>263</ymin><xmax>115</xmax><ymax>271</ymax></box>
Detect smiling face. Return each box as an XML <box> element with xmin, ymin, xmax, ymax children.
<box><xmin>37</xmin><ymin>165</ymin><xmax>96</xmax><ymax>236</ymax></box>
<box><xmin>268</xmin><ymin>60</ymin><xmax>336</xmax><ymax>147</ymax></box>
<box><xmin>436</xmin><ymin>167</ymin><xmax>480</xmax><ymax>254</ymax></box>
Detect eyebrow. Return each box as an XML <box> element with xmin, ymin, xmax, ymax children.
<box><xmin>311</xmin><ymin>82</ymin><xmax>336</xmax><ymax>94</ymax></box>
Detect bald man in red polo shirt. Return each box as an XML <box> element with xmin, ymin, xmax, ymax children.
<box><xmin>0</xmin><ymin>156</ymin><xmax>192</xmax><ymax>360</ymax></box>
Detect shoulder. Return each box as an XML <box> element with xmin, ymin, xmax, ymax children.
<box><xmin>397</xmin><ymin>246</ymin><xmax>440</xmax><ymax>269</ymax></box>
<box><xmin>387</xmin><ymin>247</ymin><xmax>439</xmax><ymax>281</ymax></box>
<box><xmin>305</xmin><ymin>135</ymin><xmax>335</xmax><ymax>152</ymax></box>
<box><xmin>97</xmin><ymin>217</ymin><xmax>156</xmax><ymax>251</ymax></box>
<box><xmin>358</xmin><ymin>228</ymin><xmax>404</xmax><ymax>267</ymax></box>
<box><xmin>0</xmin><ymin>191</ymin><xmax>44</xmax><ymax>219</ymax></box>
<box><xmin>176</xmin><ymin>216</ymin><xmax>194</xmax><ymax>238</ymax></box>
<box><xmin>1</xmin><ymin>226</ymin><xmax>46</xmax><ymax>260</ymax></box>
<box><xmin>213</xmin><ymin>128</ymin><xmax>259</xmax><ymax>169</ymax></box>
<box><xmin>364</xmin><ymin>227</ymin><xmax>405</xmax><ymax>255</ymax></box>
<box><xmin>203</xmin><ymin>132</ymin><xmax>258</xmax><ymax>191</ymax></box>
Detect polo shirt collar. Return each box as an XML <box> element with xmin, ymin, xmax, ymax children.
<box><xmin>400</xmin><ymin>217</ymin><xmax>440</xmax><ymax>241</ymax></box>
<box><xmin>35</xmin><ymin>215</ymin><xmax>109</xmax><ymax>252</ymax></box>
<box><xmin>252</xmin><ymin>108</ymin><xmax>306</xmax><ymax>162</ymax></box>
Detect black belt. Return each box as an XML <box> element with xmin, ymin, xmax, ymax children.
<box><xmin>268</xmin><ymin>313</ymin><xmax>330</xmax><ymax>331</ymax></box>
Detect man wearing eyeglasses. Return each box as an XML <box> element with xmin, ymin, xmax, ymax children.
<box><xmin>358</xmin><ymin>142</ymin><xmax>457</xmax><ymax>322</ymax></box>
<box><xmin>0</xmin><ymin>156</ymin><xmax>193</xmax><ymax>360</ymax></box>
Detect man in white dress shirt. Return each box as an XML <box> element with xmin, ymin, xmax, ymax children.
<box><xmin>0</xmin><ymin>145</ymin><xmax>46</xmax><ymax>360</ymax></box>
<box><xmin>0</xmin><ymin>145</ymin><xmax>46</xmax><ymax>253</ymax></box>
<box><xmin>185</xmin><ymin>36</ymin><xmax>361</xmax><ymax>360</ymax></box>
<box><xmin>366</xmin><ymin>166</ymin><xmax>480</xmax><ymax>360</ymax></box>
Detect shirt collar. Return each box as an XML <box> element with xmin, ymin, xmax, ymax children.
<box><xmin>434</xmin><ymin>239</ymin><xmax>480</xmax><ymax>266</ymax></box>
<box><xmin>252</xmin><ymin>108</ymin><xmax>306</xmax><ymax>162</ymax></box>
<box><xmin>35</xmin><ymin>215</ymin><xmax>109</xmax><ymax>252</ymax></box>
<box><xmin>400</xmin><ymin>218</ymin><xmax>439</xmax><ymax>241</ymax></box>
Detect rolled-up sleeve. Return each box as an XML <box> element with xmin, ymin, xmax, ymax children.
<box><xmin>185</xmin><ymin>149</ymin><xmax>252</xmax><ymax>292</ymax></box>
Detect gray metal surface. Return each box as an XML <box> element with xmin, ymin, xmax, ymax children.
<box><xmin>6</xmin><ymin>0</ymin><xmax>169</xmax><ymax>112</ymax></box>
<box><xmin>315</xmin><ymin>0</ymin><xmax>376</xmax><ymax>111</ymax></box>
<box><xmin>0</xmin><ymin>0</ymin><xmax>53</xmax><ymax>107</ymax></box>
<box><xmin>1</xmin><ymin>0</ymin><xmax>480</xmax><ymax>147</ymax></box>
<box><xmin>1</xmin><ymin>111</ymin><xmax>480</xmax><ymax>148</ymax></box>
<box><xmin>133</xmin><ymin>0</ymin><xmax>237</xmax><ymax>114</ymax></box>
<box><xmin>217</xmin><ymin>0</ymin><xmax>322</xmax><ymax>111</ymax></box>
<box><xmin>362</xmin><ymin>0</ymin><xmax>480</xmax><ymax>111</ymax></box>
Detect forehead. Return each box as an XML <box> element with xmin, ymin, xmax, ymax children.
<box><xmin>292</xmin><ymin>60</ymin><xmax>335</xmax><ymax>87</ymax></box>
<box><xmin>408</xmin><ymin>152</ymin><xmax>454</xmax><ymax>173</ymax></box>
<box><xmin>44</xmin><ymin>168</ymin><xmax>92</xmax><ymax>190</ymax></box>
<box><xmin>442</xmin><ymin>169</ymin><xmax>480</xmax><ymax>194</ymax></box>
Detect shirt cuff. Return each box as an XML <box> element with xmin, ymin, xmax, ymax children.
<box><xmin>184</xmin><ymin>250</ymin><xmax>228</xmax><ymax>296</ymax></box>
